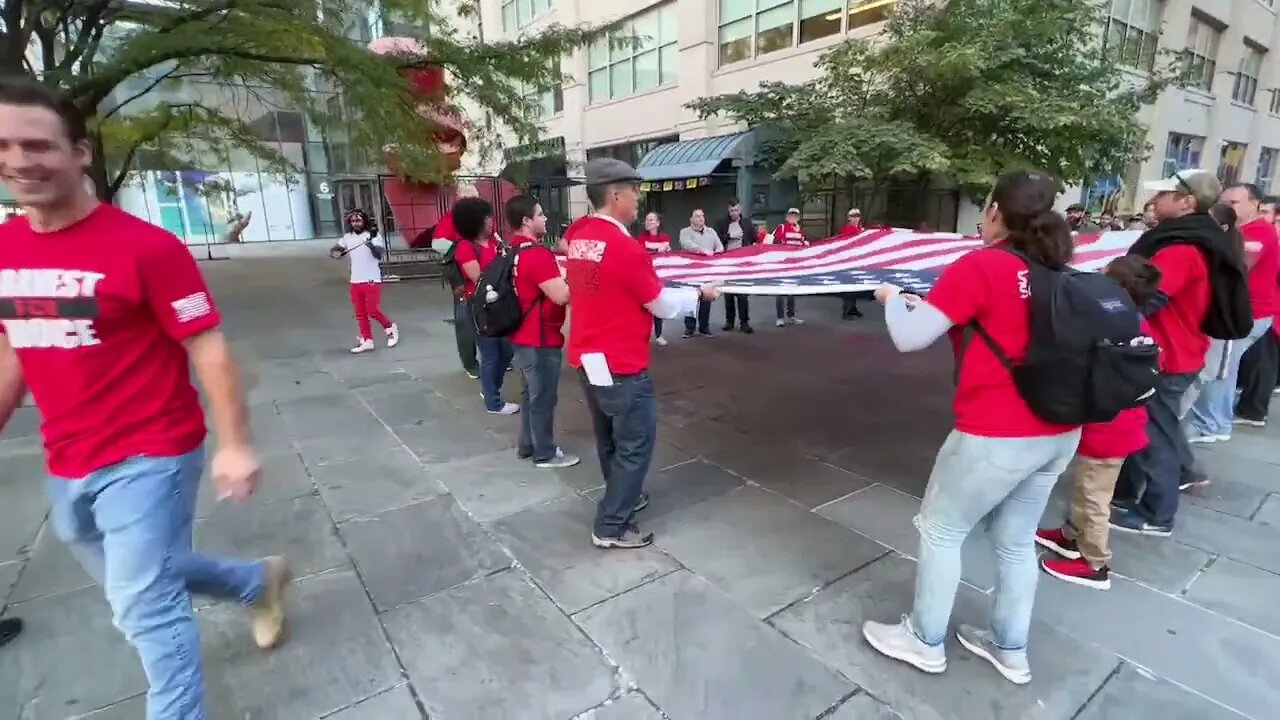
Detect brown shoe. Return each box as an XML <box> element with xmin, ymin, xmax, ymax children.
<box><xmin>250</xmin><ymin>556</ymin><xmax>290</xmax><ymax>649</ymax></box>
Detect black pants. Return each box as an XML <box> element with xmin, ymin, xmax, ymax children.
<box><xmin>1237</xmin><ymin>332</ymin><xmax>1279</xmax><ymax>420</ymax></box>
<box><xmin>453</xmin><ymin>300</ymin><xmax>479</xmax><ymax>375</ymax></box>
<box><xmin>684</xmin><ymin>299</ymin><xmax>712</xmax><ymax>334</ymax></box>
<box><xmin>1115</xmin><ymin>372</ymin><xmax>1196</xmax><ymax>526</ymax></box>
<box><xmin>581</xmin><ymin>371</ymin><xmax>657</xmax><ymax>538</ymax></box>
<box><xmin>723</xmin><ymin>296</ymin><xmax>750</xmax><ymax>327</ymax></box>
<box><xmin>775</xmin><ymin>297</ymin><xmax>796</xmax><ymax>319</ymax></box>
<box><xmin>653</xmin><ymin>317</ymin><xmax>663</xmax><ymax>338</ymax></box>
<box><xmin>841</xmin><ymin>294</ymin><xmax>862</xmax><ymax>318</ymax></box>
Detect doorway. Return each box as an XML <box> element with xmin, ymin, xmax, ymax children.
<box><xmin>333</xmin><ymin>179</ymin><xmax>384</xmax><ymax>234</ymax></box>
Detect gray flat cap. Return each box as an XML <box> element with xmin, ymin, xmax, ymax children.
<box><xmin>584</xmin><ymin>157</ymin><xmax>642</xmax><ymax>186</ymax></box>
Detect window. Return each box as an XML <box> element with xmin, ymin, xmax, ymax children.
<box><xmin>518</xmin><ymin>82</ymin><xmax>563</xmax><ymax>119</ymax></box>
<box><xmin>588</xmin><ymin>3</ymin><xmax>679</xmax><ymax>102</ymax></box>
<box><xmin>1163</xmin><ymin>133</ymin><xmax>1204</xmax><ymax>176</ymax></box>
<box><xmin>1257</xmin><ymin>148</ymin><xmax>1277</xmax><ymax>195</ymax></box>
<box><xmin>718</xmin><ymin>0</ymin><xmax>898</xmax><ymax>66</ymax></box>
<box><xmin>1217</xmin><ymin>142</ymin><xmax>1247</xmax><ymax>184</ymax></box>
<box><xmin>1182</xmin><ymin>15</ymin><xmax>1221</xmax><ymax>92</ymax></box>
<box><xmin>1232</xmin><ymin>45</ymin><xmax>1265</xmax><ymax>106</ymax></box>
<box><xmin>1271</xmin><ymin>89</ymin><xmax>1280</xmax><ymax>116</ymax></box>
<box><xmin>502</xmin><ymin>0</ymin><xmax>551</xmax><ymax>33</ymax></box>
<box><xmin>1102</xmin><ymin>0</ymin><xmax>1161</xmax><ymax>72</ymax></box>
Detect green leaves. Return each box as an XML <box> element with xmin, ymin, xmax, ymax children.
<box><xmin>688</xmin><ymin>0</ymin><xmax>1174</xmax><ymax>197</ymax></box>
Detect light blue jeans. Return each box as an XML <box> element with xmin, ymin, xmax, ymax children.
<box><xmin>910</xmin><ymin>429</ymin><xmax>1080</xmax><ymax>650</ymax></box>
<box><xmin>1187</xmin><ymin>317</ymin><xmax>1273</xmax><ymax>437</ymax></box>
<box><xmin>47</xmin><ymin>447</ymin><xmax>266</xmax><ymax>720</ymax></box>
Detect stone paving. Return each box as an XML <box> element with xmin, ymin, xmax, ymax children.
<box><xmin>2</xmin><ymin>255</ymin><xmax>1279</xmax><ymax>719</ymax></box>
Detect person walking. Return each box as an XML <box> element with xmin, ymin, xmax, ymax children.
<box><xmin>453</xmin><ymin>197</ymin><xmax>519</xmax><ymax>415</ymax></box>
<box><xmin>714</xmin><ymin>200</ymin><xmax>755</xmax><ymax>333</ymax></box>
<box><xmin>565</xmin><ymin>158</ymin><xmax>718</xmax><ymax>549</ymax></box>
<box><xmin>862</xmin><ymin>170</ymin><xmax>1082</xmax><ymax>685</ymax></box>
<box><xmin>772</xmin><ymin>208</ymin><xmax>808</xmax><ymax>326</ymax></box>
<box><xmin>330</xmin><ymin>209</ymin><xmax>399</xmax><ymax>354</ymax></box>
<box><xmin>505</xmin><ymin>194</ymin><xmax>578</xmax><ymax>469</ymax></box>
<box><xmin>678</xmin><ymin>208</ymin><xmax>721</xmax><ymax>338</ymax></box>
<box><xmin>639</xmin><ymin>211</ymin><xmax>673</xmax><ymax>346</ymax></box>
<box><xmin>0</xmin><ymin>77</ymin><xmax>289</xmax><ymax>720</ymax></box>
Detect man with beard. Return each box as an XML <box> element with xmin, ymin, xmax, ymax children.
<box><xmin>1065</xmin><ymin>203</ymin><xmax>1102</xmax><ymax>233</ymax></box>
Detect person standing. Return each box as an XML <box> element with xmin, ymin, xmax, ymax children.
<box><xmin>837</xmin><ymin>209</ymin><xmax>866</xmax><ymax>320</ymax></box>
<box><xmin>1231</xmin><ymin>191</ymin><xmax>1280</xmax><ymax>425</ymax></box>
<box><xmin>714</xmin><ymin>200</ymin><xmax>755</xmax><ymax>333</ymax></box>
<box><xmin>678</xmin><ymin>208</ymin><xmax>721</xmax><ymax>338</ymax></box>
<box><xmin>441</xmin><ymin>186</ymin><xmax>480</xmax><ymax>366</ymax></box>
<box><xmin>773</xmin><ymin>208</ymin><xmax>809</xmax><ymax>326</ymax></box>
<box><xmin>565</xmin><ymin>158</ymin><xmax>719</xmax><ymax>548</ymax></box>
<box><xmin>505</xmin><ymin>194</ymin><xmax>578</xmax><ymax>468</ymax></box>
<box><xmin>330</xmin><ymin>209</ymin><xmax>399</xmax><ymax>354</ymax></box>
<box><xmin>1185</xmin><ymin>183</ymin><xmax>1276</xmax><ymax>441</ymax></box>
<box><xmin>0</xmin><ymin>77</ymin><xmax>289</xmax><ymax>720</ymax></box>
<box><xmin>639</xmin><ymin>211</ymin><xmax>673</xmax><ymax>346</ymax></box>
<box><xmin>453</xmin><ymin>197</ymin><xmax>519</xmax><ymax>415</ymax></box>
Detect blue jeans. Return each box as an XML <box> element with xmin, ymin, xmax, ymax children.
<box><xmin>1188</xmin><ymin>317</ymin><xmax>1273</xmax><ymax>436</ymax></box>
<box><xmin>911</xmin><ymin>429</ymin><xmax>1080</xmax><ymax>650</ymax></box>
<box><xmin>514</xmin><ymin>344</ymin><xmax>562</xmax><ymax>461</ymax></box>
<box><xmin>1116</xmin><ymin>371</ymin><xmax>1197</xmax><ymax>526</ymax></box>
<box><xmin>47</xmin><ymin>448</ymin><xmax>266</xmax><ymax>720</ymax></box>
<box><xmin>476</xmin><ymin>334</ymin><xmax>513</xmax><ymax>411</ymax></box>
<box><xmin>454</xmin><ymin>300</ymin><xmax>479</xmax><ymax>375</ymax></box>
<box><xmin>580</xmin><ymin>370</ymin><xmax>657</xmax><ymax>538</ymax></box>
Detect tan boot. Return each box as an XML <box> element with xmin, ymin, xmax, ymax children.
<box><xmin>250</xmin><ymin>556</ymin><xmax>290</xmax><ymax>649</ymax></box>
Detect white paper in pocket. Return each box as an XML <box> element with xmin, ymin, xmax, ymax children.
<box><xmin>581</xmin><ymin>352</ymin><xmax>614</xmax><ymax>387</ymax></box>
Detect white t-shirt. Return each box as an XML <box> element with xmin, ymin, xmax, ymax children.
<box><xmin>726</xmin><ymin>220</ymin><xmax>745</xmax><ymax>251</ymax></box>
<box><xmin>340</xmin><ymin>232</ymin><xmax>383</xmax><ymax>284</ymax></box>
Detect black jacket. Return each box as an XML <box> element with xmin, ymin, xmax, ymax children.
<box><xmin>714</xmin><ymin>213</ymin><xmax>755</xmax><ymax>249</ymax></box>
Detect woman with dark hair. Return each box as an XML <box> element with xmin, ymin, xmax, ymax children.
<box><xmin>862</xmin><ymin>170</ymin><xmax>1082</xmax><ymax>685</ymax></box>
<box><xmin>452</xmin><ymin>197</ymin><xmax>519</xmax><ymax>415</ymax></box>
<box><xmin>329</xmin><ymin>209</ymin><xmax>398</xmax><ymax>354</ymax></box>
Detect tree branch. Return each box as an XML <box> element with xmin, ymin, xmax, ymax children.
<box><xmin>101</xmin><ymin>68</ymin><xmax>212</xmax><ymax>121</ymax></box>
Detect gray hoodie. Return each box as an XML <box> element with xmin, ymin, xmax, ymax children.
<box><xmin>679</xmin><ymin>225</ymin><xmax>723</xmax><ymax>255</ymax></box>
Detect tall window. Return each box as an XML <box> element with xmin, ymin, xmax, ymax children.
<box><xmin>1182</xmin><ymin>15</ymin><xmax>1221</xmax><ymax>92</ymax></box>
<box><xmin>502</xmin><ymin>0</ymin><xmax>551</xmax><ymax>33</ymax></box>
<box><xmin>1164</xmin><ymin>133</ymin><xmax>1204</xmax><ymax>176</ymax></box>
<box><xmin>1102</xmin><ymin>0</ymin><xmax>1161</xmax><ymax>72</ymax></box>
<box><xmin>588</xmin><ymin>4</ymin><xmax>678</xmax><ymax>103</ymax></box>
<box><xmin>518</xmin><ymin>82</ymin><xmax>564</xmax><ymax>119</ymax></box>
<box><xmin>1271</xmin><ymin>89</ymin><xmax>1280</xmax><ymax>116</ymax></box>
<box><xmin>1257</xmin><ymin>148</ymin><xmax>1277</xmax><ymax>195</ymax></box>
<box><xmin>1232</xmin><ymin>45</ymin><xmax>1265</xmax><ymax>106</ymax></box>
<box><xmin>718</xmin><ymin>0</ymin><xmax>897</xmax><ymax>66</ymax></box>
<box><xmin>1217</xmin><ymin>142</ymin><xmax>1247</xmax><ymax>184</ymax></box>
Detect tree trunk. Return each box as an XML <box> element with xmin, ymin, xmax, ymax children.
<box><xmin>88</xmin><ymin>133</ymin><xmax>114</xmax><ymax>203</ymax></box>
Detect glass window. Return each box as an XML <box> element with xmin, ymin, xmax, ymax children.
<box><xmin>848</xmin><ymin>0</ymin><xmax>896</xmax><ymax>31</ymax></box>
<box><xmin>1257</xmin><ymin>148</ymin><xmax>1276</xmax><ymax>195</ymax></box>
<box><xmin>1232</xmin><ymin>45</ymin><xmax>1264</xmax><ymax>106</ymax></box>
<box><xmin>1272</xmin><ymin>89</ymin><xmax>1280</xmax><ymax>116</ymax></box>
<box><xmin>799</xmin><ymin>0</ymin><xmax>842</xmax><ymax>44</ymax></box>
<box><xmin>587</xmin><ymin>3</ymin><xmax>679</xmax><ymax>103</ymax></box>
<box><xmin>660</xmin><ymin>43</ymin><xmax>679</xmax><ymax>86</ymax></box>
<box><xmin>610</xmin><ymin>59</ymin><xmax>634</xmax><ymax>97</ymax></box>
<box><xmin>634</xmin><ymin>13</ymin><xmax>659</xmax><ymax>52</ymax></box>
<box><xmin>1102</xmin><ymin>0</ymin><xmax>1161</xmax><ymax>73</ymax></box>
<box><xmin>1163</xmin><ymin>132</ymin><xmax>1205</xmax><ymax>176</ymax></box>
<box><xmin>1218</xmin><ymin>142</ymin><xmax>1247</xmax><ymax>184</ymax></box>
<box><xmin>721</xmin><ymin>0</ymin><xmax>754</xmax><ymax>24</ymax></box>
<box><xmin>588</xmin><ymin>69</ymin><xmax>609</xmax><ymax>102</ymax></box>
<box><xmin>1182</xmin><ymin>15</ymin><xmax>1221</xmax><ymax>92</ymax></box>
<box><xmin>756</xmin><ymin>3</ymin><xmax>796</xmax><ymax>57</ymax></box>
<box><xmin>502</xmin><ymin>0</ymin><xmax>549</xmax><ymax>32</ymax></box>
<box><xmin>719</xmin><ymin>17</ymin><xmax>755</xmax><ymax>66</ymax></box>
<box><xmin>634</xmin><ymin>50</ymin><xmax>660</xmax><ymax>91</ymax></box>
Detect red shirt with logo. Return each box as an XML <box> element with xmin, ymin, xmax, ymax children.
<box><xmin>1146</xmin><ymin>244</ymin><xmax>1210</xmax><ymax>374</ymax></box>
<box><xmin>927</xmin><ymin>246</ymin><xmax>1076</xmax><ymax>438</ymax></box>
<box><xmin>1241</xmin><ymin>218</ymin><xmax>1279</xmax><ymax>319</ymax></box>
<box><xmin>638</xmin><ymin>230</ymin><xmax>671</xmax><ymax>253</ymax></box>
<box><xmin>0</xmin><ymin>205</ymin><xmax>219</xmax><ymax>478</ymax></box>
<box><xmin>565</xmin><ymin>216</ymin><xmax>663</xmax><ymax>375</ymax></box>
<box><xmin>452</xmin><ymin>237</ymin><xmax>500</xmax><ymax>299</ymax></box>
<box><xmin>773</xmin><ymin>222</ymin><xmax>808</xmax><ymax>245</ymax></box>
<box><xmin>509</xmin><ymin>235</ymin><xmax>567</xmax><ymax>348</ymax></box>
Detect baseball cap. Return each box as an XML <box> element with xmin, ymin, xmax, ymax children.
<box><xmin>786</xmin><ymin>207</ymin><xmax>801</xmax><ymax>215</ymax></box>
<box><xmin>1144</xmin><ymin>169</ymin><xmax>1222</xmax><ymax>211</ymax></box>
<box><xmin>584</xmin><ymin>158</ymin><xmax>642</xmax><ymax>187</ymax></box>
<box><xmin>847</xmin><ymin>208</ymin><xmax>861</xmax><ymax>216</ymax></box>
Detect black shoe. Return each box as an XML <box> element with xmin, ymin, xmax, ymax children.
<box><xmin>682</xmin><ymin>331</ymin><xmax>694</xmax><ymax>339</ymax></box>
<box><xmin>722</xmin><ymin>323</ymin><xmax>735</xmax><ymax>332</ymax></box>
<box><xmin>633</xmin><ymin>492</ymin><xmax>650</xmax><ymax>513</ymax></box>
<box><xmin>516</xmin><ymin>448</ymin><xmax>534</xmax><ymax>461</ymax></box>
<box><xmin>740</xmin><ymin>323</ymin><xmax>754</xmax><ymax>334</ymax></box>
<box><xmin>0</xmin><ymin>617</ymin><xmax>22</xmax><ymax>647</ymax></box>
<box><xmin>698</xmin><ymin>330</ymin><xmax>713</xmax><ymax>337</ymax></box>
<box><xmin>1110</xmin><ymin>497</ymin><xmax>1136</xmax><ymax>513</ymax></box>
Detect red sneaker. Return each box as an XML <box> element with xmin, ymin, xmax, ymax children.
<box><xmin>1034</xmin><ymin>528</ymin><xmax>1081</xmax><ymax>560</ymax></box>
<box><xmin>1040</xmin><ymin>556</ymin><xmax>1110</xmax><ymax>590</ymax></box>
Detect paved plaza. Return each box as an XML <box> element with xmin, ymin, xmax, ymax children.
<box><xmin>2</xmin><ymin>254</ymin><xmax>1279</xmax><ymax>719</ymax></box>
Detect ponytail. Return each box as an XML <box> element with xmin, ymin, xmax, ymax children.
<box><xmin>1006</xmin><ymin>209</ymin><xmax>1073</xmax><ymax>268</ymax></box>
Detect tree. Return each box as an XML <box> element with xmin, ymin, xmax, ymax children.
<box><xmin>0</xmin><ymin>0</ymin><xmax>600</xmax><ymax>201</ymax></box>
<box><xmin>688</xmin><ymin>0</ymin><xmax>1176</xmax><ymax>201</ymax></box>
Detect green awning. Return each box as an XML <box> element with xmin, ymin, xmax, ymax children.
<box><xmin>635</xmin><ymin>132</ymin><xmax>751</xmax><ymax>182</ymax></box>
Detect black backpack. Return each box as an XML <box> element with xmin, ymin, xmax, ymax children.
<box><xmin>469</xmin><ymin>245</ymin><xmax>539</xmax><ymax>338</ymax></box>
<box><xmin>1186</xmin><ymin>243</ymin><xmax>1252</xmax><ymax>340</ymax></box>
<box><xmin>970</xmin><ymin>247</ymin><xmax>1160</xmax><ymax>425</ymax></box>
<box><xmin>440</xmin><ymin>240</ymin><xmax>476</xmax><ymax>299</ymax></box>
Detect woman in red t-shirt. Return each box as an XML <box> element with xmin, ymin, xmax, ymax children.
<box><xmin>639</xmin><ymin>211</ymin><xmax>673</xmax><ymax>346</ymax></box>
<box><xmin>838</xmin><ymin>209</ymin><xmax>865</xmax><ymax>320</ymax></box>
<box><xmin>861</xmin><ymin>170</ymin><xmax>1082</xmax><ymax>686</ymax></box>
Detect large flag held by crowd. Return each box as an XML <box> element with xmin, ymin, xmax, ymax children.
<box><xmin>651</xmin><ymin>228</ymin><xmax>1144</xmax><ymax>295</ymax></box>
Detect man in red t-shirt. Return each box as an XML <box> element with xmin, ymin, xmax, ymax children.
<box><xmin>0</xmin><ymin>78</ymin><xmax>288</xmax><ymax>717</ymax></box>
<box><xmin>453</xmin><ymin>197</ymin><xmax>518</xmax><ymax>414</ymax></box>
<box><xmin>1227</xmin><ymin>187</ymin><xmax>1280</xmax><ymax>424</ymax></box>
<box><xmin>505</xmin><ymin>194</ymin><xmax>577</xmax><ymax>468</ymax></box>
<box><xmin>772</xmin><ymin>207</ymin><xmax>808</xmax><ymax>326</ymax></box>
<box><xmin>566</xmin><ymin>158</ymin><xmax>718</xmax><ymax>549</ymax></box>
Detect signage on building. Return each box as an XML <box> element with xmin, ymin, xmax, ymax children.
<box><xmin>314</xmin><ymin>181</ymin><xmax>333</xmax><ymax>200</ymax></box>
<box><xmin>504</xmin><ymin>136</ymin><xmax>567</xmax><ymax>162</ymax></box>
<box><xmin>639</xmin><ymin>177</ymin><xmax>711</xmax><ymax>193</ymax></box>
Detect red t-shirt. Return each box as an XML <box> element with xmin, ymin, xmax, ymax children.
<box><xmin>434</xmin><ymin>211</ymin><xmax>458</xmax><ymax>243</ymax></box>
<box><xmin>565</xmin><ymin>216</ymin><xmax>663</xmax><ymax>375</ymax></box>
<box><xmin>773</xmin><ymin>222</ymin><xmax>808</xmax><ymax>245</ymax></box>
<box><xmin>452</xmin><ymin>237</ymin><xmax>500</xmax><ymax>299</ymax></box>
<box><xmin>1146</xmin><ymin>244</ymin><xmax>1210</xmax><ymax>374</ymax></box>
<box><xmin>927</xmin><ymin>246</ymin><xmax>1076</xmax><ymax>438</ymax></box>
<box><xmin>1242</xmin><ymin>218</ymin><xmax>1279</xmax><ymax>319</ymax></box>
<box><xmin>837</xmin><ymin>222</ymin><xmax>864</xmax><ymax>238</ymax></box>
<box><xmin>638</xmin><ymin>231</ymin><xmax>671</xmax><ymax>253</ymax></box>
<box><xmin>0</xmin><ymin>205</ymin><xmax>219</xmax><ymax>478</ymax></box>
<box><xmin>509</xmin><ymin>235</ymin><xmax>566</xmax><ymax>348</ymax></box>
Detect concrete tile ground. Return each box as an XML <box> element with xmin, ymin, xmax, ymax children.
<box><xmin>1</xmin><ymin>256</ymin><xmax>1277</xmax><ymax>718</ymax></box>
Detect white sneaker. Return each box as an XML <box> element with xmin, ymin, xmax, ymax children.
<box><xmin>385</xmin><ymin>324</ymin><xmax>399</xmax><ymax>348</ymax></box>
<box><xmin>775</xmin><ymin>319</ymin><xmax>786</xmax><ymax>327</ymax></box>
<box><xmin>1188</xmin><ymin>433</ymin><xmax>1229</xmax><ymax>444</ymax></box>
<box><xmin>955</xmin><ymin>625</ymin><xmax>1031</xmax><ymax>685</ymax></box>
<box><xmin>487</xmin><ymin>402</ymin><xmax>520</xmax><ymax>416</ymax></box>
<box><xmin>655</xmin><ymin>336</ymin><xmax>668</xmax><ymax>347</ymax></box>
<box><xmin>350</xmin><ymin>338</ymin><xmax>375</xmax><ymax>354</ymax></box>
<box><xmin>535</xmin><ymin>448</ymin><xmax>581</xmax><ymax>469</ymax></box>
<box><xmin>787</xmin><ymin>316</ymin><xmax>805</xmax><ymax>325</ymax></box>
<box><xmin>862</xmin><ymin>615</ymin><xmax>946</xmax><ymax>674</ymax></box>
<box><xmin>1232</xmin><ymin>416</ymin><xmax>1266</xmax><ymax>427</ymax></box>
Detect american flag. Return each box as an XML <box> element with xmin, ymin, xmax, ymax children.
<box><xmin>649</xmin><ymin>228</ymin><xmax>1144</xmax><ymax>295</ymax></box>
<box><xmin>170</xmin><ymin>292</ymin><xmax>214</xmax><ymax>323</ymax></box>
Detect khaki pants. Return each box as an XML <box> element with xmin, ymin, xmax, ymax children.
<box><xmin>1064</xmin><ymin>456</ymin><xmax>1124</xmax><ymax>569</ymax></box>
